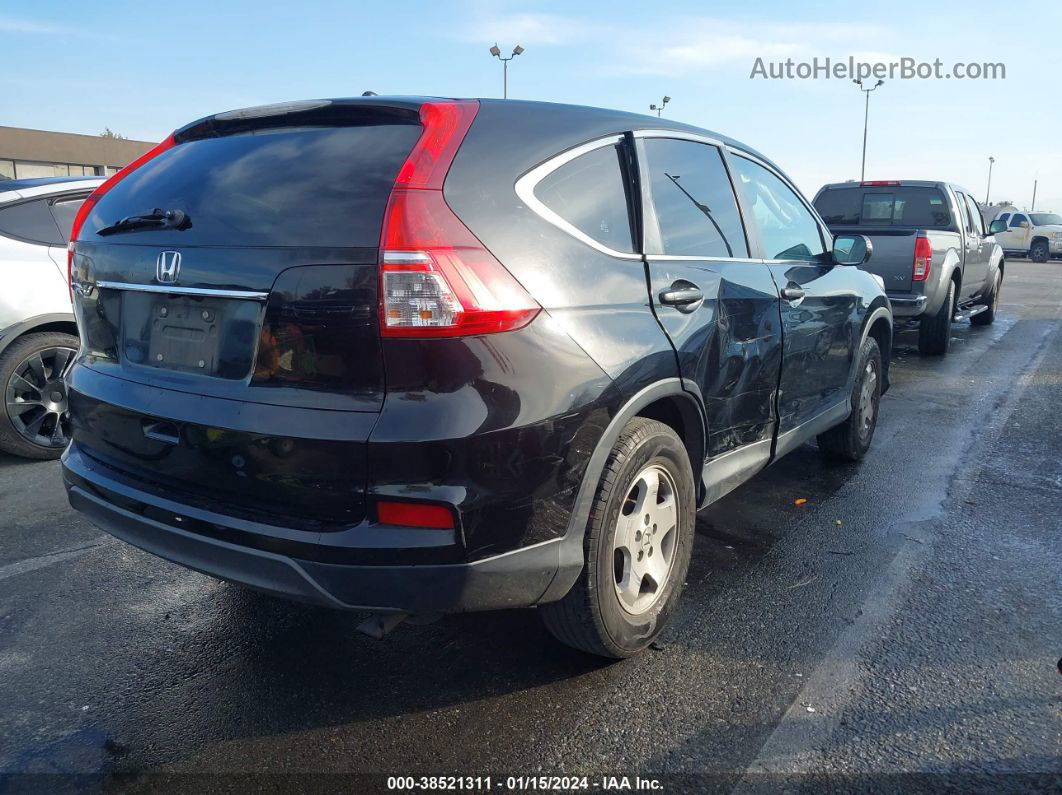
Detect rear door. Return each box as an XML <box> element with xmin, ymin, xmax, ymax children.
<box><xmin>73</xmin><ymin>110</ymin><xmax>422</xmax><ymax>414</ymax></box>
<box><xmin>636</xmin><ymin>133</ymin><xmax>781</xmax><ymax>461</ymax></box>
<box><xmin>731</xmin><ymin>154</ymin><xmax>857</xmax><ymax>434</ymax></box>
<box><xmin>67</xmin><ymin>105</ymin><xmax>424</xmax><ymax>525</ymax></box>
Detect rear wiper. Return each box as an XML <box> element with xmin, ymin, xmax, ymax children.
<box><xmin>95</xmin><ymin>208</ymin><xmax>190</xmax><ymax>236</ymax></box>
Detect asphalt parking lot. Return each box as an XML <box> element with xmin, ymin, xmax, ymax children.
<box><xmin>1</xmin><ymin>261</ymin><xmax>1059</xmax><ymax>793</ymax></box>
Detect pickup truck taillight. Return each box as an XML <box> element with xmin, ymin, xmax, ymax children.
<box><xmin>912</xmin><ymin>237</ymin><xmax>932</xmax><ymax>282</ymax></box>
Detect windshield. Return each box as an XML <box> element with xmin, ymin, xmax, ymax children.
<box><xmin>814</xmin><ymin>186</ymin><xmax>953</xmax><ymax>229</ymax></box>
<box><xmin>1029</xmin><ymin>213</ymin><xmax>1062</xmax><ymax>226</ymax></box>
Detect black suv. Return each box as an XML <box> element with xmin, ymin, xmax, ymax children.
<box><xmin>63</xmin><ymin>98</ymin><xmax>891</xmax><ymax>658</ymax></box>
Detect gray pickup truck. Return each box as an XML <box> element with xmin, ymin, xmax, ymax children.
<box><xmin>813</xmin><ymin>180</ymin><xmax>1005</xmax><ymax>355</ymax></box>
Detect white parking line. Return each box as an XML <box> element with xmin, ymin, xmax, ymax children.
<box><xmin>0</xmin><ymin>537</ymin><xmax>109</xmax><ymax>582</ymax></box>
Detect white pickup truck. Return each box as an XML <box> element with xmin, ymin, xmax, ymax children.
<box><xmin>992</xmin><ymin>210</ymin><xmax>1062</xmax><ymax>262</ymax></box>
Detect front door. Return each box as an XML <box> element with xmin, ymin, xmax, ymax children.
<box><xmin>636</xmin><ymin>134</ymin><xmax>782</xmax><ymax>463</ymax></box>
<box><xmin>728</xmin><ymin>154</ymin><xmax>859</xmax><ymax>437</ymax></box>
<box><xmin>959</xmin><ymin>192</ymin><xmax>990</xmax><ymax>298</ymax></box>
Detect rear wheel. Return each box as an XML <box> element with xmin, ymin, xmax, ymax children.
<box><xmin>540</xmin><ymin>418</ymin><xmax>695</xmax><ymax>658</ymax></box>
<box><xmin>971</xmin><ymin>270</ymin><xmax>1002</xmax><ymax>326</ymax></box>
<box><xmin>0</xmin><ymin>332</ymin><xmax>79</xmax><ymax>460</ymax></box>
<box><xmin>817</xmin><ymin>336</ymin><xmax>882</xmax><ymax>461</ymax></box>
<box><xmin>918</xmin><ymin>280</ymin><xmax>955</xmax><ymax>356</ymax></box>
<box><xmin>1030</xmin><ymin>240</ymin><xmax>1049</xmax><ymax>263</ymax></box>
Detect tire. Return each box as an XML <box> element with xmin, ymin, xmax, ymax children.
<box><xmin>971</xmin><ymin>270</ymin><xmax>1002</xmax><ymax>326</ymax></box>
<box><xmin>0</xmin><ymin>332</ymin><xmax>79</xmax><ymax>460</ymax></box>
<box><xmin>540</xmin><ymin>418</ymin><xmax>695</xmax><ymax>658</ymax></box>
<box><xmin>1030</xmin><ymin>240</ymin><xmax>1049</xmax><ymax>263</ymax></box>
<box><xmin>918</xmin><ymin>280</ymin><xmax>955</xmax><ymax>356</ymax></box>
<box><xmin>817</xmin><ymin>336</ymin><xmax>882</xmax><ymax>462</ymax></box>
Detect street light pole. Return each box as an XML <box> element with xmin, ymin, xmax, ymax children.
<box><xmin>489</xmin><ymin>43</ymin><xmax>524</xmax><ymax>99</ymax></box>
<box><xmin>853</xmin><ymin>78</ymin><xmax>883</xmax><ymax>181</ymax></box>
<box><xmin>985</xmin><ymin>156</ymin><xmax>996</xmax><ymax>204</ymax></box>
<box><xmin>649</xmin><ymin>96</ymin><xmax>671</xmax><ymax>117</ymax></box>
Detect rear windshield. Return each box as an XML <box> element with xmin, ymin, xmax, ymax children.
<box><xmin>814</xmin><ymin>186</ymin><xmax>953</xmax><ymax>229</ymax></box>
<box><xmin>82</xmin><ymin>124</ymin><xmax>421</xmax><ymax>247</ymax></box>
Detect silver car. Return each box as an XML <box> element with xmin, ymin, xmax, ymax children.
<box><xmin>0</xmin><ymin>176</ymin><xmax>102</xmax><ymax>458</ymax></box>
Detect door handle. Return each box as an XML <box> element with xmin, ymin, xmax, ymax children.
<box><xmin>142</xmin><ymin>420</ymin><xmax>180</xmax><ymax>445</ymax></box>
<box><xmin>780</xmin><ymin>286</ymin><xmax>806</xmax><ymax>301</ymax></box>
<box><xmin>658</xmin><ymin>284</ymin><xmax>700</xmax><ymax>312</ymax></box>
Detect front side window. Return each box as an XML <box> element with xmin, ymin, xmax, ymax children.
<box><xmin>534</xmin><ymin>143</ymin><xmax>634</xmax><ymax>253</ymax></box>
<box><xmin>641</xmin><ymin>138</ymin><xmax>748</xmax><ymax>258</ymax></box>
<box><xmin>1010</xmin><ymin>214</ymin><xmax>1028</xmax><ymax>228</ymax></box>
<box><xmin>732</xmin><ymin>156</ymin><xmax>826</xmax><ymax>261</ymax></box>
<box><xmin>963</xmin><ymin>194</ymin><xmax>985</xmax><ymax>235</ymax></box>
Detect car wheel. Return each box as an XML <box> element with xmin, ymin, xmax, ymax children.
<box><xmin>918</xmin><ymin>280</ymin><xmax>955</xmax><ymax>356</ymax></box>
<box><xmin>971</xmin><ymin>270</ymin><xmax>1002</xmax><ymax>326</ymax></box>
<box><xmin>540</xmin><ymin>417</ymin><xmax>695</xmax><ymax>658</ymax></box>
<box><xmin>1030</xmin><ymin>240</ymin><xmax>1049</xmax><ymax>263</ymax></box>
<box><xmin>0</xmin><ymin>332</ymin><xmax>79</xmax><ymax>460</ymax></box>
<box><xmin>817</xmin><ymin>336</ymin><xmax>882</xmax><ymax>462</ymax></box>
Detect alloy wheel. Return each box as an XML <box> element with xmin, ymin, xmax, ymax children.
<box><xmin>612</xmin><ymin>464</ymin><xmax>680</xmax><ymax>615</ymax></box>
<box><xmin>858</xmin><ymin>359</ymin><xmax>879</xmax><ymax>441</ymax></box>
<box><xmin>5</xmin><ymin>346</ymin><xmax>76</xmax><ymax>449</ymax></box>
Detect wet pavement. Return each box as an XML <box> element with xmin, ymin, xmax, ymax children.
<box><xmin>1</xmin><ymin>261</ymin><xmax>1060</xmax><ymax>793</ymax></box>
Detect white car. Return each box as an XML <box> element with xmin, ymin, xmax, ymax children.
<box><xmin>0</xmin><ymin>176</ymin><xmax>103</xmax><ymax>458</ymax></box>
<box><xmin>992</xmin><ymin>210</ymin><xmax>1062</xmax><ymax>263</ymax></box>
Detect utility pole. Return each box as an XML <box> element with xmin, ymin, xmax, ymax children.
<box><xmin>649</xmin><ymin>96</ymin><xmax>671</xmax><ymax>117</ymax></box>
<box><xmin>489</xmin><ymin>43</ymin><xmax>524</xmax><ymax>99</ymax></box>
<box><xmin>853</xmin><ymin>78</ymin><xmax>883</xmax><ymax>181</ymax></box>
<box><xmin>1031</xmin><ymin>178</ymin><xmax>1038</xmax><ymax>211</ymax></box>
<box><xmin>985</xmin><ymin>156</ymin><xmax>995</xmax><ymax>204</ymax></box>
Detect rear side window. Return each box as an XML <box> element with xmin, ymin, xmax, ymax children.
<box><xmin>814</xmin><ymin>187</ymin><xmax>952</xmax><ymax>229</ymax></box>
<box><xmin>49</xmin><ymin>196</ymin><xmax>87</xmax><ymax>242</ymax></box>
<box><xmin>534</xmin><ymin>143</ymin><xmax>634</xmax><ymax>254</ymax></box>
<box><xmin>82</xmin><ymin>124</ymin><xmax>422</xmax><ymax>247</ymax></box>
<box><xmin>997</xmin><ymin>213</ymin><xmax>1011</xmax><ymax>225</ymax></box>
<box><xmin>641</xmin><ymin>138</ymin><xmax>748</xmax><ymax>258</ymax></box>
<box><xmin>731</xmin><ymin>156</ymin><xmax>826</xmax><ymax>262</ymax></box>
<box><xmin>0</xmin><ymin>198</ymin><xmax>63</xmax><ymax>245</ymax></box>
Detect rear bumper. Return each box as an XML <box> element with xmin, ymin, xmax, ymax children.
<box><xmin>62</xmin><ymin>444</ymin><xmax>573</xmax><ymax>614</ymax></box>
<box><xmin>887</xmin><ymin>294</ymin><xmax>928</xmax><ymax>318</ymax></box>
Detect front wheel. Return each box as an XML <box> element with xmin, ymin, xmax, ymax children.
<box><xmin>540</xmin><ymin>418</ymin><xmax>695</xmax><ymax>658</ymax></box>
<box><xmin>1030</xmin><ymin>240</ymin><xmax>1049</xmax><ymax>263</ymax></box>
<box><xmin>817</xmin><ymin>336</ymin><xmax>882</xmax><ymax>462</ymax></box>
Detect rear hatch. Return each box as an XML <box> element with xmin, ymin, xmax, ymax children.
<box><xmin>68</xmin><ymin>100</ymin><xmax>423</xmax><ymax>526</ymax></box>
<box><xmin>814</xmin><ymin>184</ymin><xmax>954</xmax><ymax>292</ymax></box>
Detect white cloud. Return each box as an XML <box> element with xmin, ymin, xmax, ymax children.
<box><xmin>0</xmin><ymin>14</ymin><xmax>107</xmax><ymax>38</ymax></box>
<box><xmin>460</xmin><ymin>12</ymin><xmax>588</xmax><ymax>46</ymax></box>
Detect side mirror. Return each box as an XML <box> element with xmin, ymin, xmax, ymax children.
<box><xmin>988</xmin><ymin>219</ymin><xmax>1007</xmax><ymax>235</ymax></box>
<box><xmin>1020</xmin><ymin>220</ymin><xmax>1030</xmax><ymax>229</ymax></box>
<box><xmin>833</xmin><ymin>234</ymin><xmax>873</xmax><ymax>266</ymax></box>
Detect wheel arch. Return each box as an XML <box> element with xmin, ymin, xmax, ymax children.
<box><xmin>538</xmin><ymin>378</ymin><xmax>706</xmax><ymax>603</ymax></box>
<box><xmin>0</xmin><ymin>313</ymin><xmax>78</xmax><ymax>360</ymax></box>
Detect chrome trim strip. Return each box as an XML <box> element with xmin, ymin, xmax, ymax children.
<box><xmin>633</xmin><ymin>129</ymin><xmax>726</xmax><ymax>147</ymax></box>
<box><xmin>646</xmin><ymin>254</ymin><xmax>763</xmax><ymax>264</ymax></box>
<box><xmin>96</xmin><ymin>282</ymin><xmax>269</xmax><ymax>300</ymax></box>
<box><xmin>515</xmin><ymin>135</ymin><xmax>642</xmax><ymax>261</ymax></box>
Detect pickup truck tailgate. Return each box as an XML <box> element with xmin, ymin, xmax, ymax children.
<box><xmin>830</xmin><ymin>226</ymin><xmax>915</xmax><ymax>292</ymax></box>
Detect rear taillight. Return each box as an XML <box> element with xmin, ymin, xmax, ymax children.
<box><xmin>913</xmin><ymin>237</ymin><xmax>932</xmax><ymax>282</ymax></box>
<box><xmin>376</xmin><ymin>500</ymin><xmax>454</xmax><ymax>530</ymax></box>
<box><xmin>860</xmin><ymin>180</ymin><xmax>901</xmax><ymax>186</ymax></box>
<box><xmin>67</xmin><ymin>134</ymin><xmax>177</xmax><ymax>298</ymax></box>
<box><xmin>379</xmin><ymin>101</ymin><xmax>539</xmax><ymax>338</ymax></box>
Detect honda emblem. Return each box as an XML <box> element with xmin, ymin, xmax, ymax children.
<box><xmin>156</xmin><ymin>251</ymin><xmax>181</xmax><ymax>283</ymax></box>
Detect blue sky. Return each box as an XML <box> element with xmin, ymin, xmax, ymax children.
<box><xmin>3</xmin><ymin>0</ymin><xmax>1060</xmax><ymax>210</ymax></box>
